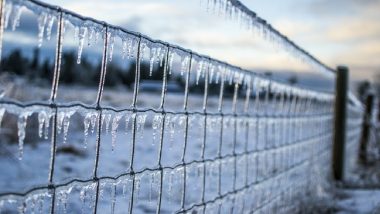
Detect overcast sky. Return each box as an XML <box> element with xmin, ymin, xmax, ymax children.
<box><xmin>33</xmin><ymin>0</ymin><xmax>380</xmax><ymax>81</ymax></box>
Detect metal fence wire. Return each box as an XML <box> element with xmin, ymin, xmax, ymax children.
<box><xmin>0</xmin><ymin>0</ymin><xmax>364</xmax><ymax>213</ymax></box>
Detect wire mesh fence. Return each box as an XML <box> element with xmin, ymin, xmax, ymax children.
<box><xmin>0</xmin><ymin>0</ymin><xmax>365</xmax><ymax>213</ymax></box>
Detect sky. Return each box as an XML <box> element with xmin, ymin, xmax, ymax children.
<box><xmin>11</xmin><ymin>0</ymin><xmax>380</xmax><ymax>82</ymax></box>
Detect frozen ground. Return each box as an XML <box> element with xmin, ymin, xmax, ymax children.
<box><xmin>336</xmin><ymin>189</ymin><xmax>380</xmax><ymax>213</ymax></box>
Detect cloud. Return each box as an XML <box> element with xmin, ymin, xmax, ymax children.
<box><xmin>331</xmin><ymin>40</ymin><xmax>380</xmax><ymax>65</ymax></box>
<box><xmin>306</xmin><ymin>0</ymin><xmax>380</xmax><ymax>16</ymax></box>
<box><xmin>273</xmin><ymin>19</ymin><xmax>315</xmax><ymax>38</ymax></box>
<box><xmin>326</xmin><ymin>19</ymin><xmax>380</xmax><ymax>42</ymax></box>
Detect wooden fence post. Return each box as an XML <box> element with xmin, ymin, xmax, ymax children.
<box><xmin>332</xmin><ymin>66</ymin><xmax>348</xmax><ymax>181</ymax></box>
<box><xmin>359</xmin><ymin>93</ymin><xmax>374</xmax><ymax>165</ymax></box>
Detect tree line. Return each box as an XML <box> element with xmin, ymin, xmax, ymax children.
<box><xmin>0</xmin><ymin>48</ymin><xmax>245</xmax><ymax>96</ymax></box>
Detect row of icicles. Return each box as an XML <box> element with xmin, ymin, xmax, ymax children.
<box><xmin>0</xmin><ymin>159</ymin><xmax>231</xmax><ymax>214</ymax></box>
<box><xmin>202</xmin><ymin>0</ymin><xmax>334</xmax><ymax>77</ymax></box>
<box><xmin>0</xmin><ymin>107</ymin><xmax>230</xmax><ymax>160</ymax></box>
<box><xmin>3</xmin><ymin>0</ymin><xmax>187</xmax><ymax>78</ymax></box>
<box><xmin>0</xmin><ymin>105</ymin><xmax>333</xmax><ymax>161</ymax></box>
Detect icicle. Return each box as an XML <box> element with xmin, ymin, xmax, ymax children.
<box><xmin>87</xmin><ymin>26</ymin><xmax>95</xmax><ymax>46</ymax></box>
<box><xmin>43</xmin><ymin>113</ymin><xmax>50</xmax><ymax>140</ymax></box>
<box><xmin>108</xmin><ymin>32</ymin><xmax>115</xmax><ymax>62</ymax></box>
<box><xmin>101</xmin><ymin>113</ymin><xmax>112</xmax><ymax>134</ymax></box>
<box><xmin>17</xmin><ymin>111</ymin><xmax>31</xmax><ymax>160</ymax></box>
<box><xmin>83</xmin><ymin>113</ymin><xmax>91</xmax><ymax>148</ymax></box>
<box><xmin>11</xmin><ymin>5</ymin><xmax>23</xmax><ymax>31</ymax></box>
<box><xmin>77</xmin><ymin>26</ymin><xmax>87</xmax><ymax>64</ymax></box>
<box><xmin>167</xmin><ymin>115</ymin><xmax>176</xmax><ymax>149</ymax></box>
<box><xmin>90</xmin><ymin>113</ymin><xmax>97</xmax><ymax>134</ymax></box>
<box><xmin>215</xmin><ymin>66</ymin><xmax>221</xmax><ymax>84</ymax></box>
<box><xmin>158</xmin><ymin>47</ymin><xmax>164</xmax><ymax>67</ymax></box>
<box><xmin>196</xmin><ymin>61</ymin><xmax>203</xmax><ymax>85</ymax></box>
<box><xmin>38</xmin><ymin>111</ymin><xmax>50</xmax><ymax>139</ymax></box>
<box><xmin>152</xmin><ymin>114</ymin><xmax>162</xmax><ymax>146</ymax></box>
<box><xmin>149</xmin><ymin>47</ymin><xmax>156</xmax><ymax>76</ymax></box>
<box><xmin>127</xmin><ymin>38</ymin><xmax>133</xmax><ymax>59</ymax></box>
<box><xmin>57</xmin><ymin>112</ymin><xmax>65</xmax><ymax>135</ymax></box>
<box><xmin>62</xmin><ymin>112</ymin><xmax>74</xmax><ymax>144</ymax></box>
<box><xmin>125</xmin><ymin>114</ymin><xmax>131</xmax><ymax>134</ymax></box>
<box><xmin>209</xmin><ymin>64</ymin><xmax>215</xmax><ymax>84</ymax></box>
<box><xmin>168</xmin><ymin>51</ymin><xmax>174</xmax><ymax>75</ymax></box>
<box><xmin>121</xmin><ymin>38</ymin><xmax>128</xmax><ymax>59</ymax></box>
<box><xmin>101</xmin><ymin>114</ymin><xmax>106</xmax><ymax>132</ymax></box>
<box><xmin>45</xmin><ymin>13</ymin><xmax>55</xmax><ymax>41</ymax></box>
<box><xmin>180</xmin><ymin>56</ymin><xmax>189</xmax><ymax>76</ymax></box>
<box><xmin>110</xmin><ymin>182</ymin><xmax>116</xmax><ymax>214</ymax></box>
<box><xmin>111</xmin><ymin>114</ymin><xmax>123</xmax><ymax>151</ymax></box>
<box><xmin>38</xmin><ymin>111</ymin><xmax>47</xmax><ymax>138</ymax></box>
<box><xmin>3</xmin><ymin>2</ymin><xmax>12</xmax><ymax>29</ymax></box>
<box><xmin>37</xmin><ymin>13</ymin><xmax>47</xmax><ymax>47</ymax></box>
<box><xmin>136</xmin><ymin>114</ymin><xmax>147</xmax><ymax>139</ymax></box>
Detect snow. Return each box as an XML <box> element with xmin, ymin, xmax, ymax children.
<box><xmin>336</xmin><ymin>189</ymin><xmax>380</xmax><ymax>214</ymax></box>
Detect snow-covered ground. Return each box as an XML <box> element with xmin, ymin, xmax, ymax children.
<box><xmin>336</xmin><ymin>189</ymin><xmax>380</xmax><ymax>213</ymax></box>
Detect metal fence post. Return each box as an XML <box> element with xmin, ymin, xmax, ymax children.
<box><xmin>332</xmin><ymin>66</ymin><xmax>348</xmax><ymax>181</ymax></box>
<box><xmin>359</xmin><ymin>93</ymin><xmax>374</xmax><ymax>165</ymax></box>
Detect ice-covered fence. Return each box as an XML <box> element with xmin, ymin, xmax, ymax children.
<box><xmin>344</xmin><ymin>102</ymin><xmax>364</xmax><ymax>178</ymax></box>
<box><xmin>0</xmin><ymin>0</ymin><xmax>364</xmax><ymax>213</ymax></box>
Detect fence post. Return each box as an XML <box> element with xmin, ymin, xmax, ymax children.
<box><xmin>359</xmin><ymin>93</ymin><xmax>374</xmax><ymax>165</ymax></box>
<box><xmin>332</xmin><ymin>66</ymin><xmax>348</xmax><ymax>181</ymax></box>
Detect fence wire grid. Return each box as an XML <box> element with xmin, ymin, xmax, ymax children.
<box><xmin>0</xmin><ymin>0</ymin><xmax>365</xmax><ymax>213</ymax></box>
